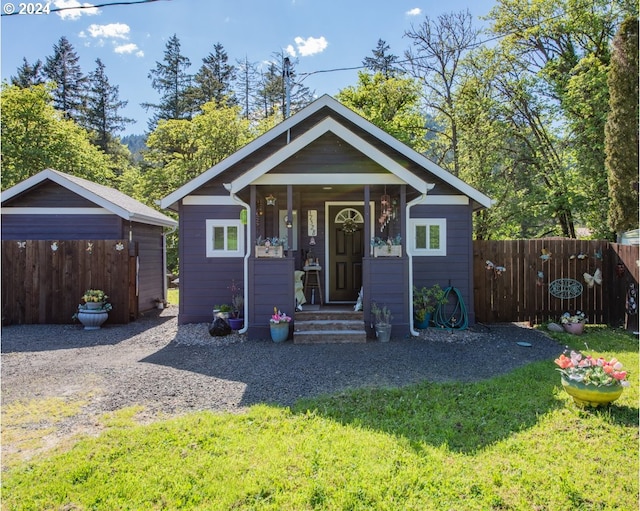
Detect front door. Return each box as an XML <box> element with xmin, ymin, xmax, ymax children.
<box><xmin>329</xmin><ymin>205</ymin><xmax>364</xmax><ymax>302</ymax></box>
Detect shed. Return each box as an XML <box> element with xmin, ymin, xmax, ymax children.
<box><xmin>1</xmin><ymin>168</ymin><xmax>177</xmax><ymax>324</ymax></box>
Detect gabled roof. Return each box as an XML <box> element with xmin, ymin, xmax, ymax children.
<box><xmin>1</xmin><ymin>168</ymin><xmax>177</xmax><ymax>228</ymax></box>
<box><xmin>160</xmin><ymin>94</ymin><xmax>492</xmax><ymax>210</ymax></box>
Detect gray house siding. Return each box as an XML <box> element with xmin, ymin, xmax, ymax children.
<box><xmin>177</xmin><ymin>203</ymin><xmax>245</xmax><ymax>324</ymax></box>
<box><xmin>411</xmin><ymin>204</ymin><xmax>476</xmax><ymax>324</ymax></box>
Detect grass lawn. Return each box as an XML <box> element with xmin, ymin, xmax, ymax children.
<box><xmin>167</xmin><ymin>288</ymin><xmax>179</xmax><ymax>306</ymax></box>
<box><xmin>2</xmin><ymin>326</ymin><xmax>637</xmax><ymax>510</ymax></box>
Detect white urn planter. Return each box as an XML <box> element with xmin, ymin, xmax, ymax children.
<box><xmin>77</xmin><ymin>309</ymin><xmax>109</xmax><ymax>330</ymax></box>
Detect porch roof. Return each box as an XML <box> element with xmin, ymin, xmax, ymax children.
<box><xmin>160</xmin><ymin>95</ymin><xmax>493</xmax><ymax>211</ymax></box>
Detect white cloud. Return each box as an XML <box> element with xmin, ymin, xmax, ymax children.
<box><xmin>114</xmin><ymin>43</ymin><xmax>141</xmax><ymax>55</ymax></box>
<box><xmin>54</xmin><ymin>0</ymin><xmax>99</xmax><ymax>20</ymax></box>
<box><xmin>293</xmin><ymin>36</ymin><xmax>328</xmax><ymax>57</ymax></box>
<box><xmin>406</xmin><ymin>7</ymin><xmax>422</xmax><ymax>16</ymax></box>
<box><xmin>285</xmin><ymin>45</ymin><xmax>297</xmax><ymax>58</ymax></box>
<box><xmin>87</xmin><ymin>23</ymin><xmax>130</xmax><ymax>39</ymax></box>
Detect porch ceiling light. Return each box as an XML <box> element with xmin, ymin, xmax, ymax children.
<box><xmin>265</xmin><ymin>193</ymin><xmax>277</xmax><ymax>206</ymax></box>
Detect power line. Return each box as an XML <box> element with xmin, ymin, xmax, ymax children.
<box><xmin>2</xmin><ymin>0</ymin><xmax>171</xmax><ymax>17</ymax></box>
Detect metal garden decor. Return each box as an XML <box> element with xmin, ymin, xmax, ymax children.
<box><xmin>549</xmin><ymin>278</ymin><xmax>584</xmax><ymax>299</ymax></box>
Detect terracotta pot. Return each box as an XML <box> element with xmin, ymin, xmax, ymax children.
<box><xmin>563</xmin><ymin>321</ymin><xmax>585</xmax><ymax>335</ymax></box>
<box><xmin>561</xmin><ymin>376</ymin><xmax>624</xmax><ymax>407</ymax></box>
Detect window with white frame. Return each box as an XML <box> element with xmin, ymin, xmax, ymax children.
<box><xmin>206</xmin><ymin>219</ymin><xmax>244</xmax><ymax>257</ymax></box>
<box><xmin>409</xmin><ymin>218</ymin><xmax>446</xmax><ymax>256</ymax></box>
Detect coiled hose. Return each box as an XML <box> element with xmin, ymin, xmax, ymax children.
<box><xmin>434</xmin><ymin>286</ymin><xmax>468</xmax><ymax>330</ymax></box>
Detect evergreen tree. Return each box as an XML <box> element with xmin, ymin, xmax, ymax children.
<box><xmin>83</xmin><ymin>58</ymin><xmax>134</xmax><ymax>153</ymax></box>
<box><xmin>142</xmin><ymin>34</ymin><xmax>193</xmax><ymax>129</ymax></box>
<box><xmin>11</xmin><ymin>57</ymin><xmax>45</xmax><ymax>87</ymax></box>
<box><xmin>235</xmin><ymin>56</ymin><xmax>260</xmax><ymax>120</ymax></box>
<box><xmin>191</xmin><ymin>42</ymin><xmax>237</xmax><ymax>110</ymax></box>
<box><xmin>362</xmin><ymin>39</ymin><xmax>400</xmax><ymax>78</ymax></box>
<box><xmin>606</xmin><ymin>16</ymin><xmax>639</xmax><ymax>236</ymax></box>
<box><xmin>43</xmin><ymin>36</ymin><xmax>87</xmax><ymax>121</ymax></box>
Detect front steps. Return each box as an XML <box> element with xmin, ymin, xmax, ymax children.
<box><xmin>293</xmin><ymin>309</ymin><xmax>367</xmax><ymax>343</ymax></box>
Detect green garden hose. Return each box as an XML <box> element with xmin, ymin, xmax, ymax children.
<box><xmin>434</xmin><ymin>286</ymin><xmax>468</xmax><ymax>330</ymax></box>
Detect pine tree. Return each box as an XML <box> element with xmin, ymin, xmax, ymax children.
<box><xmin>606</xmin><ymin>16</ymin><xmax>639</xmax><ymax>236</ymax></box>
<box><xmin>11</xmin><ymin>57</ymin><xmax>45</xmax><ymax>87</ymax></box>
<box><xmin>43</xmin><ymin>36</ymin><xmax>87</xmax><ymax>121</ymax></box>
<box><xmin>362</xmin><ymin>39</ymin><xmax>400</xmax><ymax>78</ymax></box>
<box><xmin>142</xmin><ymin>34</ymin><xmax>193</xmax><ymax>129</ymax></box>
<box><xmin>235</xmin><ymin>56</ymin><xmax>260</xmax><ymax>120</ymax></box>
<box><xmin>191</xmin><ymin>42</ymin><xmax>237</xmax><ymax>110</ymax></box>
<box><xmin>83</xmin><ymin>58</ymin><xmax>134</xmax><ymax>153</ymax></box>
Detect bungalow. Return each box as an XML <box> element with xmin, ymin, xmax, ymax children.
<box><xmin>161</xmin><ymin>95</ymin><xmax>491</xmax><ymax>340</ymax></box>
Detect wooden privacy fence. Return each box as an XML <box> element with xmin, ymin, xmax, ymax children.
<box><xmin>2</xmin><ymin>240</ymin><xmax>135</xmax><ymax>325</ymax></box>
<box><xmin>473</xmin><ymin>239</ymin><xmax>639</xmax><ymax>326</ymax></box>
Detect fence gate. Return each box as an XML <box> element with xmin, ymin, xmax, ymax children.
<box><xmin>2</xmin><ymin>240</ymin><xmax>133</xmax><ymax>325</ymax></box>
<box><xmin>473</xmin><ymin>239</ymin><xmax>639</xmax><ymax>326</ymax></box>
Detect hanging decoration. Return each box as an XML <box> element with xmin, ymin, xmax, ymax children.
<box><xmin>549</xmin><ymin>278</ymin><xmax>583</xmax><ymax>299</ymax></box>
<box><xmin>485</xmin><ymin>260</ymin><xmax>506</xmax><ymax>277</ymax></box>
<box><xmin>378</xmin><ymin>187</ymin><xmax>395</xmax><ymax>231</ymax></box>
<box><xmin>539</xmin><ymin>248</ymin><xmax>552</xmax><ymax>262</ymax></box>
<box><xmin>342</xmin><ymin>217</ymin><xmax>358</xmax><ymax>234</ymax></box>
<box><xmin>583</xmin><ymin>268</ymin><xmax>602</xmax><ymax>288</ymax></box>
<box><xmin>265</xmin><ymin>194</ymin><xmax>277</xmax><ymax>206</ymax></box>
<box><xmin>50</xmin><ymin>241</ymin><xmax>59</xmax><ymax>252</ymax></box>
<box><xmin>17</xmin><ymin>241</ymin><xmax>26</xmax><ymax>249</ymax></box>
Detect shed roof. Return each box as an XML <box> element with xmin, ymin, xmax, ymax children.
<box><xmin>161</xmin><ymin>95</ymin><xmax>493</xmax><ymax>211</ymax></box>
<box><xmin>1</xmin><ymin>169</ymin><xmax>177</xmax><ymax>228</ymax></box>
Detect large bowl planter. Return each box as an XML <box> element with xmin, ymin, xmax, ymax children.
<box><xmin>563</xmin><ymin>321</ymin><xmax>585</xmax><ymax>335</ymax></box>
<box><xmin>270</xmin><ymin>322</ymin><xmax>290</xmax><ymax>343</ymax></box>
<box><xmin>561</xmin><ymin>376</ymin><xmax>624</xmax><ymax>407</ymax></box>
<box><xmin>77</xmin><ymin>309</ymin><xmax>109</xmax><ymax>330</ymax></box>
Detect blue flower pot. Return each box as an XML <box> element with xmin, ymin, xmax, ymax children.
<box><xmin>270</xmin><ymin>322</ymin><xmax>289</xmax><ymax>342</ymax></box>
<box><xmin>414</xmin><ymin>313</ymin><xmax>432</xmax><ymax>329</ymax></box>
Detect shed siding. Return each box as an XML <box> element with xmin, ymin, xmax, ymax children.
<box><xmin>131</xmin><ymin>222</ymin><xmax>165</xmax><ymax>312</ymax></box>
<box><xmin>1</xmin><ymin>214</ymin><xmax>123</xmax><ymax>240</ymax></box>
<box><xmin>2</xmin><ymin>181</ymin><xmax>97</xmax><ymax>208</ymax></box>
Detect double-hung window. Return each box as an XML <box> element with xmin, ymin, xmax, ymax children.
<box><xmin>206</xmin><ymin>220</ymin><xmax>244</xmax><ymax>257</ymax></box>
<box><xmin>409</xmin><ymin>218</ymin><xmax>446</xmax><ymax>256</ymax></box>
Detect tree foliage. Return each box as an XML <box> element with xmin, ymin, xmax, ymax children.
<box><xmin>605</xmin><ymin>16</ymin><xmax>639</xmax><ymax>235</ymax></box>
<box><xmin>1</xmin><ymin>84</ymin><xmax>114</xmax><ymax>190</ymax></box>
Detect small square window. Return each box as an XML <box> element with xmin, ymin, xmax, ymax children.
<box><xmin>206</xmin><ymin>220</ymin><xmax>244</xmax><ymax>257</ymax></box>
<box><xmin>409</xmin><ymin>219</ymin><xmax>446</xmax><ymax>256</ymax></box>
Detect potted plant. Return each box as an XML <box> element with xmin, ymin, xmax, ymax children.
<box><xmin>555</xmin><ymin>349</ymin><xmax>629</xmax><ymax>407</ymax></box>
<box><xmin>213</xmin><ymin>304</ymin><xmax>232</xmax><ymax>320</ymax></box>
<box><xmin>413</xmin><ymin>284</ymin><xmax>447</xmax><ymax>329</ymax></box>
<box><xmin>560</xmin><ymin>310</ymin><xmax>587</xmax><ymax>335</ymax></box>
<box><xmin>74</xmin><ymin>289</ymin><xmax>112</xmax><ymax>330</ymax></box>
<box><xmin>255</xmin><ymin>236</ymin><xmax>288</xmax><ymax>258</ymax></box>
<box><xmin>371</xmin><ymin>235</ymin><xmax>402</xmax><ymax>257</ymax></box>
<box><xmin>371</xmin><ymin>302</ymin><xmax>392</xmax><ymax>342</ymax></box>
<box><xmin>269</xmin><ymin>307</ymin><xmax>292</xmax><ymax>342</ymax></box>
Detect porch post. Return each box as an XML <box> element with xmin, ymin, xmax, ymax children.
<box><xmin>363</xmin><ymin>185</ymin><xmax>370</xmax><ymax>251</ymax></box>
<box><xmin>400</xmin><ymin>184</ymin><xmax>406</xmax><ymax>250</ymax></box>
<box><xmin>287</xmin><ymin>184</ymin><xmax>293</xmax><ymax>258</ymax></box>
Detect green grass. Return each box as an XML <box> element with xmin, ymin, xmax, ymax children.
<box><xmin>167</xmin><ymin>288</ymin><xmax>179</xmax><ymax>305</ymax></box>
<box><xmin>2</xmin><ymin>328</ymin><xmax>637</xmax><ymax>510</ymax></box>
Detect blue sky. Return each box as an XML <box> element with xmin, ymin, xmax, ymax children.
<box><xmin>1</xmin><ymin>0</ymin><xmax>497</xmax><ymax>134</ymax></box>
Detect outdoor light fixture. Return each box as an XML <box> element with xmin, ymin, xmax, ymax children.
<box><xmin>285</xmin><ymin>215</ymin><xmax>293</xmax><ymax>229</ymax></box>
<box><xmin>265</xmin><ymin>194</ymin><xmax>277</xmax><ymax>206</ymax></box>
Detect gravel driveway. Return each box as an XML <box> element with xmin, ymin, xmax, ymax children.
<box><xmin>1</xmin><ymin>306</ymin><xmax>561</xmax><ymax>464</ymax></box>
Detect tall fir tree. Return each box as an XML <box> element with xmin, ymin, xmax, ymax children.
<box><xmin>362</xmin><ymin>39</ymin><xmax>400</xmax><ymax>78</ymax></box>
<box><xmin>11</xmin><ymin>57</ymin><xmax>45</xmax><ymax>87</ymax></box>
<box><xmin>235</xmin><ymin>56</ymin><xmax>260</xmax><ymax>120</ymax></box>
<box><xmin>43</xmin><ymin>36</ymin><xmax>87</xmax><ymax>121</ymax></box>
<box><xmin>605</xmin><ymin>16</ymin><xmax>639</xmax><ymax>236</ymax></box>
<box><xmin>191</xmin><ymin>42</ymin><xmax>237</xmax><ymax>111</ymax></box>
<box><xmin>83</xmin><ymin>58</ymin><xmax>134</xmax><ymax>153</ymax></box>
<box><xmin>142</xmin><ymin>34</ymin><xmax>193</xmax><ymax>129</ymax></box>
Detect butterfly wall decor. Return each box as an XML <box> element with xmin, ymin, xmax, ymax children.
<box><xmin>540</xmin><ymin>248</ymin><xmax>552</xmax><ymax>261</ymax></box>
<box><xmin>583</xmin><ymin>268</ymin><xmax>602</xmax><ymax>288</ymax></box>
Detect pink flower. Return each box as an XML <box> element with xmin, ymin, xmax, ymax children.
<box><xmin>613</xmin><ymin>371</ymin><xmax>627</xmax><ymax>381</ymax></box>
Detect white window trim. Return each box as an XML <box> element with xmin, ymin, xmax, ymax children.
<box><xmin>409</xmin><ymin>218</ymin><xmax>447</xmax><ymax>256</ymax></box>
<box><xmin>206</xmin><ymin>219</ymin><xmax>245</xmax><ymax>257</ymax></box>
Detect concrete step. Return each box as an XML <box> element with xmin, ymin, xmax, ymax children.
<box><xmin>293</xmin><ymin>329</ymin><xmax>367</xmax><ymax>344</ymax></box>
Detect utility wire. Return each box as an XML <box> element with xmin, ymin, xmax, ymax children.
<box><xmin>2</xmin><ymin>0</ymin><xmax>171</xmax><ymax>17</ymax></box>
